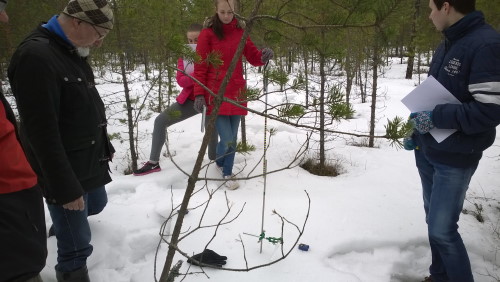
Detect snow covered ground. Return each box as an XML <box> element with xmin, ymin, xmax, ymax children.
<box><xmin>39</xmin><ymin>60</ymin><xmax>500</xmax><ymax>282</ymax></box>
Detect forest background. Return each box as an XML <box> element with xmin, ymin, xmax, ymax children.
<box><xmin>1</xmin><ymin>0</ymin><xmax>499</xmax><ymax>79</ymax></box>
<box><xmin>1</xmin><ymin>0</ymin><xmax>499</xmax><ymax>171</ymax></box>
<box><xmin>1</xmin><ymin>1</ymin><xmax>500</xmax><ymax>280</ymax></box>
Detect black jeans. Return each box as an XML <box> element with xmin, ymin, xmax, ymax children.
<box><xmin>0</xmin><ymin>185</ymin><xmax>47</xmax><ymax>282</ymax></box>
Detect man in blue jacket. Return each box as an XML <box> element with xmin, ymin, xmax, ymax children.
<box><xmin>406</xmin><ymin>0</ymin><xmax>500</xmax><ymax>281</ymax></box>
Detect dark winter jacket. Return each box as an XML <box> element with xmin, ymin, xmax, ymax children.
<box><xmin>8</xmin><ymin>25</ymin><xmax>114</xmax><ymax>205</ymax></box>
<box><xmin>193</xmin><ymin>18</ymin><xmax>264</xmax><ymax>116</ymax></box>
<box><xmin>414</xmin><ymin>11</ymin><xmax>500</xmax><ymax>167</ymax></box>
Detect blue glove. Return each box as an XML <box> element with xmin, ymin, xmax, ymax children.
<box><xmin>261</xmin><ymin>48</ymin><xmax>274</xmax><ymax>63</ymax></box>
<box><xmin>403</xmin><ymin>136</ymin><xmax>417</xmax><ymax>151</ymax></box>
<box><xmin>409</xmin><ymin>111</ymin><xmax>434</xmax><ymax>134</ymax></box>
<box><xmin>194</xmin><ymin>95</ymin><xmax>206</xmax><ymax>113</ymax></box>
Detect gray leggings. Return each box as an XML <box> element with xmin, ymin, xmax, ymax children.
<box><xmin>149</xmin><ymin>99</ymin><xmax>218</xmax><ymax>162</ymax></box>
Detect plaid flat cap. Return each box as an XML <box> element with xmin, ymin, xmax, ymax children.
<box><xmin>63</xmin><ymin>0</ymin><xmax>113</xmax><ymax>30</ymax></box>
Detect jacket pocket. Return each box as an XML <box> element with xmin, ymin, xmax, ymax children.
<box><xmin>60</xmin><ymin>74</ymin><xmax>90</xmax><ymax>111</ymax></box>
<box><xmin>65</xmin><ymin>137</ymin><xmax>96</xmax><ymax>151</ymax></box>
<box><xmin>64</xmin><ymin>137</ymin><xmax>101</xmax><ymax>181</ymax></box>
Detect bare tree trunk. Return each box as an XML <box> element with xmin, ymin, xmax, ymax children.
<box><xmin>399</xmin><ymin>45</ymin><xmax>404</xmax><ymax>64</ymax></box>
<box><xmin>112</xmin><ymin>0</ymin><xmax>138</xmax><ymax>171</ymax></box>
<box><xmin>303</xmin><ymin>49</ymin><xmax>309</xmax><ymax>108</ymax></box>
<box><xmin>118</xmin><ymin>53</ymin><xmax>138</xmax><ymax>170</ymax></box>
<box><xmin>278</xmin><ymin>57</ymin><xmax>285</xmax><ymax>92</ymax></box>
<box><xmin>287</xmin><ymin>49</ymin><xmax>293</xmax><ymax>74</ymax></box>
<box><xmin>405</xmin><ymin>0</ymin><xmax>421</xmax><ymax>79</ymax></box>
<box><xmin>345</xmin><ymin>60</ymin><xmax>353</xmax><ymax>105</ymax></box>
<box><xmin>319</xmin><ymin>52</ymin><xmax>326</xmax><ymax>167</ymax></box>
<box><xmin>364</xmin><ymin>51</ymin><xmax>368</xmax><ymax>102</ymax></box>
<box><xmin>310</xmin><ymin>51</ymin><xmax>315</xmax><ymax>73</ymax></box>
<box><xmin>144</xmin><ymin>52</ymin><xmax>150</xmax><ymax>81</ymax></box>
<box><xmin>157</xmin><ymin>61</ymin><xmax>163</xmax><ymax>112</ymax></box>
<box><xmin>344</xmin><ymin>31</ymin><xmax>354</xmax><ymax>106</ymax></box>
<box><xmin>358</xmin><ymin>60</ymin><xmax>366</xmax><ymax>103</ymax></box>
<box><xmin>418</xmin><ymin>51</ymin><xmax>422</xmax><ymax>84</ymax></box>
<box><xmin>369</xmin><ymin>37</ymin><xmax>380</xmax><ymax>148</ymax></box>
<box><xmin>166</xmin><ymin>55</ymin><xmax>173</xmax><ymax>108</ymax></box>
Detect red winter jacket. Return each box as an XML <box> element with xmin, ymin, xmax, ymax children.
<box><xmin>0</xmin><ymin>97</ymin><xmax>37</xmax><ymax>194</ymax></box>
<box><xmin>193</xmin><ymin>18</ymin><xmax>264</xmax><ymax>115</ymax></box>
<box><xmin>175</xmin><ymin>57</ymin><xmax>195</xmax><ymax>104</ymax></box>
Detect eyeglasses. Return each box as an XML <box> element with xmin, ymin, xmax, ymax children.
<box><xmin>90</xmin><ymin>24</ymin><xmax>106</xmax><ymax>40</ymax></box>
<box><xmin>78</xmin><ymin>20</ymin><xmax>107</xmax><ymax>40</ymax></box>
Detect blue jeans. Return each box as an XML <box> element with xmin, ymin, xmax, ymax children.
<box><xmin>215</xmin><ymin>115</ymin><xmax>241</xmax><ymax>177</ymax></box>
<box><xmin>47</xmin><ymin>186</ymin><xmax>107</xmax><ymax>272</ymax></box>
<box><xmin>415</xmin><ymin>150</ymin><xmax>478</xmax><ymax>282</ymax></box>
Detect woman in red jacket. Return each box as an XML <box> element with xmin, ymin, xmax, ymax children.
<box><xmin>193</xmin><ymin>0</ymin><xmax>273</xmax><ymax>190</ymax></box>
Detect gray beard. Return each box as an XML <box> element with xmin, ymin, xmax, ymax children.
<box><xmin>76</xmin><ymin>47</ymin><xmax>90</xmax><ymax>57</ymax></box>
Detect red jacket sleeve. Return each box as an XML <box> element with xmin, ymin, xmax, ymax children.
<box><xmin>243</xmin><ymin>36</ymin><xmax>265</xmax><ymax>67</ymax></box>
<box><xmin>176</xmin><ymin>58</ymin><xmax>193</xmax><ymax>88</ymax></box>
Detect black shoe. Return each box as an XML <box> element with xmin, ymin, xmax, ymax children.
<box><xmin>56</xmin><ymin>265</ymin><xmax>90</xmax><ymax>282</ymax></box>
<box><xmin>48</xmin><ymin>224</ymin><xmax>55</xmax><ymax>237</ymax></box>
<box><xmin>133</xmin><ymin>162</ymin><xmax>161</xmax><ymax>176</ymax></box>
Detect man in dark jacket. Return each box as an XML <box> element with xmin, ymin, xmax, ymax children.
<box><xmin>8</xmin><ymin>0</ymin><xmax>114</xmax><ymax>281</ymax></box>
<box><xmin>0</xmin><ymin>3</ymin><xmax>47</xmax><ymax>282</ymax></box>
<box><xmin>406</xmin><ymin>0</ymin><xmax>500</xmax><ymax>281</ymax></box>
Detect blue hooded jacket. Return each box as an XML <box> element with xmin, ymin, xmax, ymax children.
<box><xmin>415</xmin><ymin>11</ymin><xmax>500</xmax><ymax>167</ymax></box>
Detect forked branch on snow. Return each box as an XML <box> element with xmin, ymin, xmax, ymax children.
<box><xmin>154</xmin><ymin>188</ymin><xmax>310</xmax><ymax>279</ymax></box>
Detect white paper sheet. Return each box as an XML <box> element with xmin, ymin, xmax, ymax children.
<box><xmin>401</xmin><ymin>76</ymin><xmax>461</xmax><ymax>143</ymax></box>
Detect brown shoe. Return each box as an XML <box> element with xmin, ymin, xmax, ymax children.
<box><xmin>422</xmin><ymin>276</ymin><xmax>432</xmax><ymax>282</ymax></box>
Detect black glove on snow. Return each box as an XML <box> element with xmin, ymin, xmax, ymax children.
<box><xmin>187</xmin><ymin>249</ymin><xmax>227</xmax><ymax>267</ymax></box>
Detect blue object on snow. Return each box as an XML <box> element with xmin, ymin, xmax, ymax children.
<box><xmin>298</xmin><ymin>244</ymin><xmax>309</xmax><ymax>251</ymax></box>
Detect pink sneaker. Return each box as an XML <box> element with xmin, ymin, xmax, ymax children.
<box><xmin>133</xmin><ymin>162</ymin><xmax>161</xmax><ymax>176</ymax></box>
